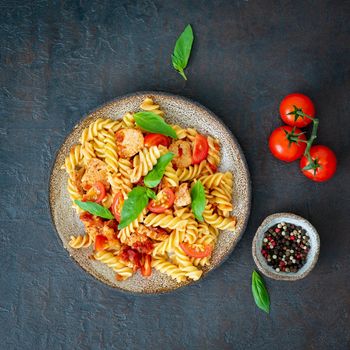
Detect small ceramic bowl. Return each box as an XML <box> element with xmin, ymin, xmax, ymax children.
<box><xmin>252</xmin><ymin>213</ymin><xmax>320</xmax><ymax>281</ymax></box>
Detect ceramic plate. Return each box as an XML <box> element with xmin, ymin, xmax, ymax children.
<box><xmin>49</xmin><ymin>92</ymin><xmax>251</xmax><ymax>294</ymax></box>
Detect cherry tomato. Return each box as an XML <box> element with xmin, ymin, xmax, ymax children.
<box><xmin>148</xmin><ymin>188</ymin><xmax>175</xmax><ymax>213</ymax></box>
<box><xmin>141</xmin><ymin>254</ymin><xmax>152</xmax><ymax>277</ymax></box>
<box><xmin>144</xmin><ymin>133</ymin><xmax>170</xmax><ymax>148</ymax></box>
<box><xmin>269</xmin><ymin>126</ymin><xmax>307</xmax><ymax>162</ymax></box>
<box><xmin>94</xmin><ymin>235</ymin><xmax>108</xmax><ymax>251</ymax></box>
<box><xmin>192</xmin><ymin>134</ymin><xmax>209</xmax><ymax>164</ymax></box>
<box><xmin>111</xmin><ymin>192</ymin><xmax>124</xmax><ymax>222</ymax></box>
<box><xmin>300</xmin><ymin>145</ymin><xmax>337</xmax><ymax>182</ymax></box>
<box><xmin>94</xmin><ymin>181</ymin><xmax>106</xmax><ymax>203</ymax></box>
<box><xmin>280</xmin><ymin>93</ymin><xmax>315</xmax><ymax>128</ymax></box>
<box><xmin>180</xmin><ymin>242</ymin><xmax>212</xmax><ymax>258</ymax></box>
<box><xmin>82</xmin><ymin>181</ymin><xmax>106</xmax><ymax>203</ymax></box>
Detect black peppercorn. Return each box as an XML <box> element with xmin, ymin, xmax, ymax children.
<box><xmin>261</xmin><ymin>222</ymin><xmax>311</xmax><ymax>273</ymax></box>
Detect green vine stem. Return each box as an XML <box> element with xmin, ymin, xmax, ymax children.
<box><xmin>288</xmin><ymin>105</ymin><xmax>315</xmax><ymax>122</ymax></box>
<box><xmin>304</xmin><ymin>118</ymin><xmax>319</xmax><ymax>165</ymax></box>
<box><xmin>287</xmin><ymin>107</ymin><xmax>319</xmax><ymax>170</ymax></box>
<box><xmin>295</xmin><ymin>109</ymin><xmax>315</xmax><ymax>121</ymax></box>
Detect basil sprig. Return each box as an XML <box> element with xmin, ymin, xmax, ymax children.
<box><xmin>134</xmin><ymin>112</ymin><xmax>177</xmax><ymax>139</ymax></box>
<box><xmin>172</xmin><ymin>24</ymin><xmax>194</xmax><ymax>80</ymax></box>
<box><xmin>144</xmin><ymin>152</ymin><xmax>175</xmax><ymax>188</ymax></box>
<box><xmin>118</xmin><ymin>186</ymin><xmax>156</xmax><ymax>229</ymax></box>
<box><xmin>190</xmin><ymin>180</ymin><xmax>206</xmax><ymax>222</ymax></box>
<box><xmin>74</xmin><ymin>200</ymin><xmax>114</xmax><ymax>219</ymax></box>
<box><xmin>252</xmin><ymin>271</ymin><xmax>270</xmax><ymax>314</ymax></box>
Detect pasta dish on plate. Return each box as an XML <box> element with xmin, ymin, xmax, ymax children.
<box><xmin>62</xmin><ymin>97</ymin><xmax>237</xmax><ymax>283</ymax></box>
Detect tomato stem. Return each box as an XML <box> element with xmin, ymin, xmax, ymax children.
<box><xmin>295</xmin><ymin>110</ymin><xmax>315</xmax><ymax>121</ymax></box>
<box><xmin>304</xmin><ymin>118</ymin><xmax>319</xmax><ymax>166</ymax></box>
<box><xmin>288</xmin><ymin>105</ymin><xmax>315</xmax><ymax>122</ymax></box>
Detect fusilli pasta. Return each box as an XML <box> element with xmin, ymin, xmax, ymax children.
<box><xmin>140</xmin><ymin>97</ymin><xmax>165</xmax><ymax>117</ymax></box>
<box><xmin>62</xmin><ymin>96</ymin><xmax>237</xmax><ymax>284</ymax></box>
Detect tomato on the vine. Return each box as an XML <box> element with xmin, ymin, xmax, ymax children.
<box><xmin>300</xmin><ymin>145</ymin><xmax>337</xmax><ymax>182</ymax></box>
<box><xmin>280</xmin><ymin>93</ymin><xmax>315</xmax><ymax>128</ymax></box>
<box><xmin>269</xmin><ymin>126</ymin><xmax>307</xmax><ymax>162</ymax></box>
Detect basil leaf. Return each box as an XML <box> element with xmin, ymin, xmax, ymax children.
<box><xmin>144</xmin><ymin>153</ymin><xmax>175</xmax><ymax>188</ymax></box>
<box><xmin>134</xmin><ymin>112</ymin><xmax>177</xmax><ymax>138</ymax></box>
<box><xmin>252</xmin><ymin>271</ymin><xmax>270</xmax><ymax>314</ymax></box>
<box><xmin>74</xmin><ymin>200</ymin><xmax>114</xmax><ymax>220</ymax></box>
<box><xmin>145</xmin><ymin>188</ymin><xmax>157</xmax><ymax>199</ymax></box>
<box><xmin>191</xmin><ymin>180</ymin><xmax>206</xmax><ymax>222</ymax></box>
<box><xmin>172</xmin><ymin>24</ymin><xmax>194</xmax><ymax>80</ymax></box>
<box><xmin>118</xmin><ymin>186</ymin><xmax>150</xmax><ymax>229</ymax></box>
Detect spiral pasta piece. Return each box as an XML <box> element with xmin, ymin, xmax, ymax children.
<box><xmin>130</xmin><ymin>146</ymin><xmax>161</xmax><ymax>183</ymax></box>
<box><xmin>199</xmin><ymin>172</ymin><xmax>231</xmax><ymax>189</ymax></box>
<box><xmin>81</xmin><ymin>141</ymin><xmax>96</xmax><ymax>164</ymax></box>
<box><xmin>152</xmin><ymin>229</ymin><xmax>185</xmax><ymax>256</ymax></box>
<box><xmin>117</xmin><ymin>158</ymin><xmax>133</xmax><ymax>197</ymax></box>
<box><xmin>173</xmin><ymin>246</ymin><xmax>192</xmax><ymax>266</ymax></box>
<box><xmin>174</xmin><ymin>207</ymin><xmax>194</xmax><ymax>220</ymax></box>
<box><xmin>97</xmin><ymin>129</ymin><xmax>119</xmax><ymax>173</ymax></box>
<box><xmin>108</xmin><ymin>173</ymin><xmax>123</xmax><ymax>194</ymax></box>
<box><xmin>144</xmin><ymin>213</ymin><xmax>187</xmax><ymax>230</ymax></box>
<box><xmin>195</xmin><ymin>233</ymin><xmax>217</xmax><ymax>246</ymax></box>
<box><xmin>222</xmin><ymin>172</ymin><xmax>233</xmax><ymax>191</ymax></box>
<box><xmin>173</xmin><ymin>246</ymin><xmax>203</xmax><ymax>281</ymax></box>
<box><xmin>80</xmin><ymin>118</ymin><xmax>116</xmax><ymax>145</ymax></box>
<box><xmin>106</xmin><ymin>119</ymin><xmax>123</xmax><ymax>133</ymax></box>
<box><xmin>94</xmin><ymin>251</ymin><xmax>133</xmax><ymax>280</ymax></box>
<box><xmin>67</xmin><ymin>177</ymin><xmax>82</xmax><ymax>201</ymax></box>
<box><xmin>67</xmin><ymin>178</ymin><xmax>83</xmax><ymax>213</ymax></box>
<box><xmin>198</xmin><ymin>222</ymin><xmax>210</xmax><ymax>235</ymax></box>
<box><xmin>202</xmin><ymin>205</ymin><xmax>237</xmax><ymax>230</ymax></box>
<box><xmin>171</xmin><ymin>125</ymin><xmax>187</xmax><ymax>139</ymax></box>
<box><xmin>184</xmin><ymin>219</ymin><xmax>199</xmax><ymax>244</ymax></box>
<box><xmin>140</xmin><ymin>97</ymin><xmax>165</xmax><ymax>117</ymax></box>
<box><xmin>210</xmin><ymin>186</ymin><xmax>233</xmax><ymax>212</ymax></box>
<box><xmin>92</xmin><ymin>136</ymin><xmax>106</xmax><ymax>159</ymax></box>
<box><xmin>151</xmin><ymin>257</ymin><xmax>186</xmax><ymax>282</ymax></box>
<box><xmin>163</xmin><ymin>164</ymin><xmax>179</xmax><ymax>187</ymax></box>
<box><xmin>185</xmin><ymin>128</ymin><xmax>197</xmax><ymax>142</ymax></box>
<box><xmin>69</xmin><ymin>234</ymin><xmax>93</xmax><ymax>249</ymax></box>
<box><xmin>176</xmin><ymin>160</ymin><xmax>207</xmax><ymax>182</ymax></box>
<box><xmin>62</xmin><ymin>145</ymin><xmax>83</xmax><ymax>177</ymax></box>
<box><xmin>122</xmin><ymin>112</ymin><xmax>135</xmax><ymax>128</ymax></box>
<box><xmin>207</xmin><ymin>136</ymin><xmax>221</xmax><ymax>169</ymax></box>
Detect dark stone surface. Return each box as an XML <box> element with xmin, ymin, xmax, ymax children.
<box><xmin>1</xmin><ymin>1</ymin><xmax>349</xmax><ymax>349</ymax></box>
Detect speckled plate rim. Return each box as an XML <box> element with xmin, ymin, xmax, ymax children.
<box><xmin>49</xmin><ymin>91</ymin><xmax>251</xmax><ymax>295</ymax></box>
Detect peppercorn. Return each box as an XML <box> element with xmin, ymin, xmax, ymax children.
<box><xmin>261</xmin><ymin>221</ymin><xmax>311</xmax><ymax>273</ymax></box>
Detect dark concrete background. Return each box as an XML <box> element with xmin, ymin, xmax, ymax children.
<box><xmin>1</xmin><ymin>1</ymin><xmax>349</xmax><ymax>349</ymax></box>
